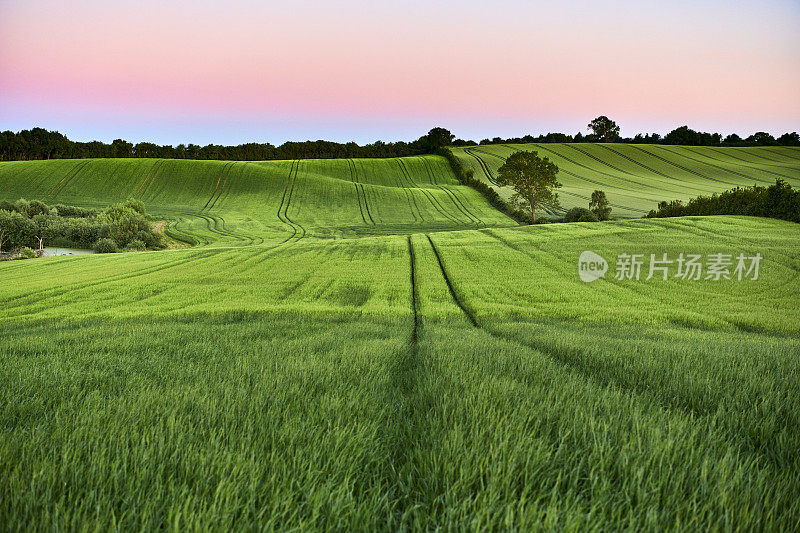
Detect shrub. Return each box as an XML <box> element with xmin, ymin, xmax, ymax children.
<box><xmin>13</xmin><ymin>199</ymin><xmax>31</xmax><ymax>217</ymax></box>
<box><xmin>19</xmin><ymin>247</ymin><xmax>37</xmax><ymax>259</ymax></box>
<box><xmin>94</xmin><ymin>238</ymin><xmax>118</xmax><ymax>253</ymax></box>
<box><xmin>126</xmin><ymin>239</ymin><xmax>146</xmax><ymax>251</ymax></box>
<box><xmin>122</xmin><ymin>198</ymin><xmax>147</xmax><ymax>217</ymax></box>
<box><xmin>564</xmin><ymin>207</ymin><xmax>596</xmax><ymax>222</ymax></box>
<box><xmin>53</xmin><ymin>204</ymin><xmax>97</xmax><ymax>218</ymax></box>
<box><xmin>27</xmin><ymin>200</ymin><xmax>51</xmax><ymax>217</ymax></box>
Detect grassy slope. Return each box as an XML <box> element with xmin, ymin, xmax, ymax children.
<box><xmin>452</xmin><ymin>144</ymin><xmax>800</xmax><ymax>218</ymax></box>
<box><xmin>0</xmin><ymin>155</ymin><xmax>516</xmax><ymax>245</ymax></box>
<box><xmin>1</xmin><ymin>152</ymin><xmax>799</xmax><ymax>529</ymax></box>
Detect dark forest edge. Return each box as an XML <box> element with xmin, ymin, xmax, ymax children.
<box><xmin>2</xmin><ymin>124</ymin><xmax>798</xmax><ymax>162</ymax></box>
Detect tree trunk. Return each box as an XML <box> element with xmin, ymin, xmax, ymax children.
<box><xmin>530</xmin><ymin>200</ymin><xmax>536</xmax><ymax>223</ymax></box>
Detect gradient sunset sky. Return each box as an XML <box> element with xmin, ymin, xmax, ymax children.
<box><xmin>1</xmin><ymin>0</ymin><xmax>798</xmax><ymax>145</ymax></box>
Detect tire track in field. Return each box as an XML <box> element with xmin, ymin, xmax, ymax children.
<box><xmin>349</xmin><ymin>159</ymin><xmax>376</xmax><ymax>224</ymax></box>
<box><xmin>202</xmin><ymin>162</ymin><xmax>232</xmax><ymax>210</ymax></box>
<box><xmin>193</xmin><ymin>213</ymin><xmax>251</xmax><ymax>245</ymax></box>
<box><xmin>426</xmin><ymin>235</ymin><xmax>478</xmax><ymax>327</ymax></box>
<box><xmin>391</xmin><ymin>159</ymin><xmax>421</xmax><ymax>223</ymax></box>
<box><xmin>425</xmin><ymin>231</ymin><xmax>786</xmax><ymax>467</ymax></box>
<box><xmin>140</xmin><ymin>160</ymin><xmax>165</xmax><ymax>199</ymax></box>
<box><xmin>722</xmin><ymin>147</ymin><xmax>798</xmax><ymax>167</ymax></box>
<box><xmin>408</xmin><ymin>236</ymin><xmax>419</xmax><ymax>344</ymax></box>
<box><xmin>348</xmin><ymin>159</ymin><xmax>369</xmax><ymax>224</ymax></box>
<box><xmin>697</xmin><ymin>147</ymin><xmax>798</xmax><ymax>181</ymax></box>
<box><xmin>276</xmin><ymin>160</ymin><xmax>306</xmax><ymax>243</ymax></box>
<box><xmin>276</xmin><ymin>160</ymin><xmax>299</xmax><ymax>241</ymax></box>
<box><xmin>416</xmin><ymin>157</ymin><xmax>471</xmax><ymax>223</ymax></box>
<box><xmin>565</xmin><ymin>144</ymin><xmax>728</xmax><ymax>197</ymax></box>
<box><xmin>48</xmin><ymin>160</ymin><xmax>91</xmax><ymax>198</ymax></box>
<box><xmin>762</xmin><ymin>147</ymin><xmax>800</xmax><ymax>162</ymax></box>
<box><xmin>671</xmin><ymin>146</ymin><xmax>786</xmax><ymax>183</ymax></box>
<box><xmin>441</xmin><ymin>185</ymin><xmax>485</xmax><ymax>225</ymax></box>
<box><xmin>134</xmin><ymin>160</ymin><xmax>162</xmax><ymax>199</ymax></box>
<box><xmin>464</xmin><ymin>147</ymin><xmax>498</xmax><ymax>184</ymax></box>
<box><xmin>591</xmin><ymin>144</ymin><xmax>716</xmax><ymax>195</ymax></box>
<box><xmin>208</xmin><ymin>162</ymin><xmax>236</xmax><ymax>210</ymax></box>
<box><xmin>397</xmin><ymin>159</ymin><xmax>463</xmax><ymax>225</ymax></box>
<box><xmin>395</xmin><ymin>159</ymin><xmax>426</xmax><ymax>222</ymax></box>
<box><xmin>637</xmin><ymin>145</ymin><xmax>758</xmax><ymax>187</ymax></box>
<box><xmin>420</xmin><ymin>157</ymin><xmax>481</xmax><ymax>225</ymax></box>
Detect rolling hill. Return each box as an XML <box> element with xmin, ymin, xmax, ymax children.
<box><xmin>0</xmin><ymin>155</ymin><xmax>517</xmax><ymax>245</ymax></box>
<box><xmin>452</xmin><ymin>144</ymin><xmax>800</xmax><ymax>218</ymax></box>
<box><xmin>1</xmin><ymin>149</ymin><xmax>799</xmax><ymax>530</ymax></box>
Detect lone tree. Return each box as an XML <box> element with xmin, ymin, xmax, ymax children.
<box><xmin>589</xmin><ymin>190</ymin><xmax>612</xmax><ymax>220</ymax></box>
<box><xmin>496</xmin><ymin>151</ymin><xmax>561</xmax><ymax>223</ymax></box>
<box><xmin>588</xmin><ymin>116</ymin><xmax>620</xmax><ymax>142</ymax></box>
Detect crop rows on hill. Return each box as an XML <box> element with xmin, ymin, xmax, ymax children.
<box><xmin>452</xmin><ymin>144</ymin><xmax>800</xmax><ymax>218</ymax></box>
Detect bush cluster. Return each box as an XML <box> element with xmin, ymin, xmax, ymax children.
<box><xmin>0</xmin><ymin>198</ymin><xmax>166</xmax><ymax>255</ymax></box>
<box><xmin>645</xmin><ymin>179</ymin><xmax>800</xmax><ymax>223</ymax></box>
<box><xmin>563</xmin><ymin>207</ymin><xmax>599</xmax><ymax>222</ymax></box>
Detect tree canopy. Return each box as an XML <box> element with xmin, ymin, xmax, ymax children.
<box><xmin>589</xmin><ymin>190</ymin><xmax>612</xmax><ymax>221</ymax></box>
<box><xmin>495</xmin><ymin>151</ymin><xmax>561</xmax><ymax>223</ymax></box>
<box><xmin>588</xmin><ymin>116</ymin><xmax>620</xmax><ymax>142</ymax></box>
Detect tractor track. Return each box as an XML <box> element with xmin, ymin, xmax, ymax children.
<box><xmin>656</xmin><ymin>145</ymin><xmax>774</xmax><ymax>185</ymax></box>
<box><xmin>48</xmin><ymin>160</ymin><xmax>91</xmax><ymax>198</ymax></box>
<box><xmin>696</xmin><ymin>147</ymin><xmax>797</xmax><ymax>181</ymax></box>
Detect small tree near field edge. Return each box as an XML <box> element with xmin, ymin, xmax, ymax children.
<box><xmin>495</xmin><ymin>150</ymin><xmax>561</xmax><ymax>223</ymax></box>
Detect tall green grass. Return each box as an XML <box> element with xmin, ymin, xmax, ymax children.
<box><xmin>1</xmin><ymin>216</ymin><xmax>798</xmax><ymax>529</ymax></box>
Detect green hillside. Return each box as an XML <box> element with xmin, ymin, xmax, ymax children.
<box><xmin>452</xmin><ymin>144</ymin><xmax>800</xmax><ymax>218</ymax></box>
<box><xmin>0</xmin><ymin>155</ymin><xmax>516</xmax><ymax>245</ymax></box>
<box><xmin>1</xmin><ymin>151</ymin><xmax>799</xmax><ymax>529</ymax></box>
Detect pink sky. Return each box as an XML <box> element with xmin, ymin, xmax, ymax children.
<box><xmin>1</xmin><ymin>0</ymin><xmax>798</xmax><ymax>144</ymax></box>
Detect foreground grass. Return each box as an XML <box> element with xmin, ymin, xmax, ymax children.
<box><xmin>1</xmin><ymin>216</ymin><xmax>798</xmax><ymax>529</ymax></box>
<box><xmin>2</xmin><ymin>313</ymin><xmax>797</xmax><ymax>530</ymax></box>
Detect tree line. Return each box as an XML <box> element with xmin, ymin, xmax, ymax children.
<box><xmin>0</xmin><ymin>128</ymin><xmax>442</xmax><ymax>162</ymax></box>
<box><xmin>3</xmin><ymin>121</ymin><xmax>798</xmax><ymax>161</ymax></box>
<box><xmin>458</xmin><ymin>117</ymin><xmax>799</xmax><ymax>147</ymax></box>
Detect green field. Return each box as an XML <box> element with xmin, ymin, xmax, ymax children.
<box><xmin>453</xmin><ymin>144</ymin><xmax>800</xmax><ymax>218</ymax></box>
<box><xmin>1</xmin><ymin>151</ymin><xmax>799</xmax><ymax>529</ymax></box>
<box><xmin>0</xmin><ymin>155</ymin><xmax>516</xmax><ymax>245</ymax></box>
